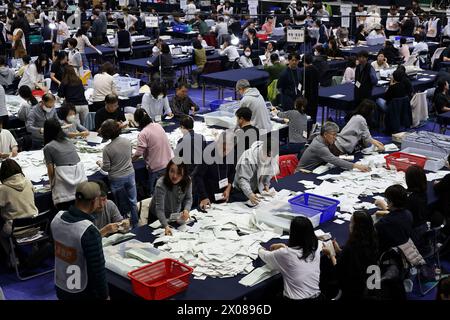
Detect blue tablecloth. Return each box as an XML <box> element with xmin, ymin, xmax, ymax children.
<box><xmin>319</xmin><ymin>70</ymin><xmax>438</xmax><ymax>111</ymax></box>
<box><xmin>200</xmin><ymin>67</ymin><xmax>269</xmax><ymax>88</ymax></box>
<box><xmin>341</xmin><ymin>42</ymin><xmax>439</xmax><ymax>58</ymax></box>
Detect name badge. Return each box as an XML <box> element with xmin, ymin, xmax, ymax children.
<box><xmin>297</xmin><ymin>83</ymin><xmax>302</xmax><ymax>92</ymax></box>
<box><xmin>303</xmin><ymin>130</ymin><xmax>307</xmax><ymax>139</ymax></box>
<box><xmin>218</xmin><ymin>178</ymin><xmax>228</xmax><ymax>189</ymax></box>
<box><xmin>215</xmin><ymin>193</ymin><xmax>225</xmax><ymax>201</ymax></box>
<box><xmin>355</xmin><ymin>81</ymin><xmax>361</xmax><ymax>88</ymax></box>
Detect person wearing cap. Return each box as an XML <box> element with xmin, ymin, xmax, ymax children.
<box><xmin>50</xmin><ymin>181</ymin><xmax>109</xmax><ymax>300</ymax></box>
<box><xmin>91</xmin><ymin>180</ymin><xmax>129</xmax><ymax>237</ymax></box>
<box><xmin>297</xmin><ymin>122</ymin><xmax>370</xmax><ymax>172</ymax></box>
<box><xmin>236</xmin><ymin>79</ymin><xmax>272</xmax><ymax>132</ymax></box>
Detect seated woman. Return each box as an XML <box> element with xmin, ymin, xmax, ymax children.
<box><xmin>432</xmin><ymin>79</ymin><xmax>450</xmax><ymax>114</ymax></box>
<box><xmin>341</xmin><ymin>56</ymin><xmax>356</xmax><ymax>84</ymax></box>
<box><xmin>322</xmin><ymin>210</ymin><xmax>378</xmax><ymax>300</ymax></box>
<box><xmin>141</xmin><ymin>81</ymin><xmax>173</xmax><ymax>120</ymax></box>
<box><xmin>380</xmin><ymin>41</ymin><xmax>399</xmax><ymax>65</ymax></box>
<box><xmin>17</xmin><ymin>85</ymin><xmax>39</xmax><ymax>122</ymax></box>
<box><xmin>258</xmin><ymin>216</ymin><xmax>322</xmax><ymax>300</ymax></box>
<box><xmin>334</xmin><ymin>99</ymin><xmax>385</xmax><ymax>154</ymax></box>
<box><xmin>376</xmin><ymin>69</ymin><xmax>409</xmax><ymax>113</ymax></box>
<box><xmin>190</xmin><ymin>39</ymin><xmax>206</xmax><ymax>89</ymax></box>
<box><xmin>238</xmin><ymin>46</ymin><xmax>254</xmax><ymax>68</ymax></box>
<box><xmin>18</xmin><ymin>54</ymin><xmax>49</xmax><ymax>92</ymax></box>
<box><xmin>398</xmin><ymin>37</ymin><xmax>410</xmax><ymax>63</ymax></box>
<box><xmin>271</xmin><ymin>96</ymin><xmax>308</xmax><ymax>156</ymax></box>
<box><xmin>148</xmin><ymin>159</ymin><xmax>193</xmax><ymax>236</ymax></box>
<box><xmin>59</xmin><ymin>103</ymin><xmax>89</xmax><ymax>139</ymax></box>
<box><xmin>371</xmin><ymin>52</ymin><xmax>390</xmax><ymax>71</ymax></box>
<box><xmin>374</xmin><ymin>185</ymin><xmax>414</xmax><ymax>254</ymax></box>
<box><xmin>195</xmin><ymin>131</ymin><xmax>236</xmax><ymax>210</ymax></box>
<box><xmin>147</xmin><ymin>43</ymin><xmax>174</xmax><ymax>81</ymax></box>
<box><xmin>355</xmin><ymin>25</ymin><xmax>367</xmax><ymax>45</ymax></box>
<box><xmin>0</xmin><ymin>159</ymin><xmax>38</xmax><ymax>266</ymax></box>
<box><xmin>326</xmin><ymin>39</ymin><xmax>343</xmax><ymax>59</ymax></box>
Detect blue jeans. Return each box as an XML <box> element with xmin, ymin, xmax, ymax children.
<box><xmin>109</xmin><ymin>173</ymin><xmax>138</xmax><ymax>226</ymax></box>
<box><xmin>148</xmin><ymin>168</ymin><xmax>165</xmax><ymax>196</ymax></box>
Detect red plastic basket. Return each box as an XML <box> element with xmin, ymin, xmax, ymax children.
<box><xmin>32</xmin><ymin>90</ymin><xmax>45</xmax><ymax>97</ymax></box>
<box><xmin>128</xmin><ymin>259</ymin><xmax>193</xmax><ymax>300</ymax></box>
<box><xmin>384</xmin><ymin>152</ymin><xmax>427</xmax><ymax>172</ymax></box>
<box><xmin>256</xmin><ymin>33</ymin><xmax>269</xmax><ymax>41</ymax></box>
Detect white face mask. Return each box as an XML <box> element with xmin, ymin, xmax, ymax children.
<box><xmin>67</xmin><ymin>115</ymin><xmax>76</xmax><ymax>123</ymax></box>
<box><xmin>244</xmin><ymin>51</ymin><xmax>251</xmax><ymax>57</ymax></box>
<box><xmin>43</xmin><ymin>106</ymin><xmax>52</xmax><ymax>113</ymax></box>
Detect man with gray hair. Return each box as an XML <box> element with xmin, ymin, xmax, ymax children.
<box><xmin>297</xmin><ymin>122</ymin><xmax>370</xmax><ymax>172</ymax></box>
<box><xmin>236</xmin><ymin>79</ymin><xmax>272</xmax><ymax>131</ymax></box>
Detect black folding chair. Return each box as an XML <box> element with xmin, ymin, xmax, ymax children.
<box><xmin>8</xmin><ymin>210</ymin><xmax>54</xmax><ymax>281</ymax></box>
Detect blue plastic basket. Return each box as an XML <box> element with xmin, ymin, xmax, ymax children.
<box><xmin>173</xmin><ymin>25</ymin><xmax>189</xmax><ymax>33</ymax></box>
<box><xmin>288</xmin><ymin>193</ymin><xmax>340</xmax><ymax>224</ymax></box>
<box><xmin>209</xmin><ymin>99</ymin><xmax>229</xmax><ymax>111</ymax></box>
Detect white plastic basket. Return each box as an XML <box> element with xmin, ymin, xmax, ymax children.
<box><xmin>401</xmin><ymin>147</ymin><xmax>448</xmax><ymax>172</ymax></box>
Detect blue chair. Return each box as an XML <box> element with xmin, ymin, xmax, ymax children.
<box><xmin>385</xmin><ymin>97</ymin><xmax>412</xmax><ymax>134</ymax></box>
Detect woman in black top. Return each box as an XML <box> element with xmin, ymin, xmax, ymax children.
<box><xmin>245</xmin><ymin>28</ymin><xmax>260</xmax><ymax>52</ymax></box>
<box><xmin>115</xmin><ymin>19</ymin><xmax>132</xmax><ymax>61</ymax></box>
<box><xmin>405</xmin><ymin>165</ymin><xmax>431</xmax><ymax>255</ymax></box>
<box><xmin>50</xmin><ymin>51</ymin><xmax>67</xmax><ymax>91</ymax></box>
<box><xmin>148</xmin><ymin>43</ymin><xmax>174</xmax><ymax>81</ymax></box>
<box><xmin>355</xmin><ymin>25</ymin><xmax>366</xmax><ymax>45</ymax></box>
<box><xmin>322</xmin><ymin>210</ymin><xmax>379</xmax><ymax>300</ymax></box>
<box><xmin>58</xmin><ymin>65</ymin><xmax>89</xmax><ymax>126</ymax></box>
<box><xmin>380</xmin><ymin>41</ymin><xmax>400</xmax><ymax>65</ymax></box>
<box><xmin>433</xmin><ymin>79</ymin><xmax>450</xmax><ymax>114</ymax></box>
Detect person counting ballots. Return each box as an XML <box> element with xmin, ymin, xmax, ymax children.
<box><xmin>297</xmin><ymin>122</ymin><xmax>371</xmax><ymax>172</ymax></box>
<box><xmin>51</xmin><ymin>181</ymin><xmax>109</xmax><ymax>300</ymax></box>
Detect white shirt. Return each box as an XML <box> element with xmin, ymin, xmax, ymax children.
<box><xmin>219</xmin><ymin>45</ymin><xmax>240</xmax><ymax>62</ymax></box>
<box><xmin>141</xmin><ymin>93</ymin><xmax>172</xmax><ymax>119</ymax></box>
<box><xmin>18</xmin><ymin>64</ymin><xmax>41</xmax><ymax>90</ymax></box>
<box><xmin>92</xmin><ymin>73</ymin><xmax>118</xmax><ymax>102</ymax></box>
<box><xmin>386</xmin><ymin>13</ymin><xmax>400</xmax><ymax>31</ymax></box>
<box><xmin>184</xmin><ymin>3</ymin><xmax>197</xmax><ymax>21</ymax></box>
<box><xmin>259</xmin><ymin>246</ymin><xmax>321</xmax><ymax>300</ymax></box>
<box><xmin>371</xmin><ymin>60</ymin><xmax>389</xmax><ymax>71</ymax></box>
<box><xmin>76</xmin><ymin>35</ymin><xmax>93</xmax><ymax>53</ymax></box>
<box><xmin>124</xmin><ymin>14</ymin><xmax>138</xmax><ymax>31</ymax></box>
<box><xmin>0</xmin><ymin>129</ymin><xmax>18</xmax><ymax>154</ymax></box>
<box><xmin>355</xmin><ymin>10</ymin><xmax>367</xmax><ymax>28</ymax></box>
<box><xmin>56</xmin><ymin>21</ymin><xmax>70</xmax><ymax>44</ymax></box>
<box><xmin>399</xmin><ymin>44</ymin><xmax>410</xmax><ymax>61</ymax></box>
<box><xmin>342</xmin><ymin>67</ymin><xmax>355</xmax><ymax>83</ymax></box>
<box><xmin>12</xmin><ymin>28</ymin><xmax>26</xmax><ymax>50</ymax></box>
<box><xmin>238</xmin><ymin>56</ymin><xmax>254</xmax><ymax>68</ymax></box>
<box><xmin>412</xmin><ymin>41</ymin><xmax>429</xmax><ymax>55</ymax></box>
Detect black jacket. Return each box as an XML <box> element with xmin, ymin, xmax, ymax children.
<box><xmin>354</xmin><ymin>62</ymin><xmax>377</xmax><ymax>104</ymax></box>
<box><xmin>375</xmin><ymin>209</ymin><xmax>413</xmax><ymax>254</ymax></box>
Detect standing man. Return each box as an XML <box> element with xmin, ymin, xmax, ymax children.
<box><xmin>236</xmin><ymin>79</ymin><xmax>272</xmax><ymax>132</ymax></box>
<box><xmin>354</xmin><ymin>50</ymin><xmax>378</xmax><ymax>105</ymax></box>
<box><xmin>277</xmin><ymin>53</ymin><xmax>302</xmax><ymax>111</ymax></box>
<box><xmin>51</xmin><ymin>181</ymin><xmax>109</xmax><ymax>300</ymax></box>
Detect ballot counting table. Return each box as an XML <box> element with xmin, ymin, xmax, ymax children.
<box><xmin>105</xmin><ymin>150</ymin><xmax>445</xmax><ymax>300</ymax></box>
<box><xmin>318</xmin><ymin>70</ymin><xmax>438</xmax><ymax>117</ymax></box>
<box><xmin>340</xmin><ymin>42</ymin><xmax>439</xmax><ymax>58</ymax></box>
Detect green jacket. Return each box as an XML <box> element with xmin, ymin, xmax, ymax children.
<box><xmin>265</xmin><ymin>62</ymin><xmax>287</xmax><ymax>84</ymax></box>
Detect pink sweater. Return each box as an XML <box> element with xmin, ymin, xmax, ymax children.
<box><xmin>135</xmin><ymin>123</ymin><xmax>174</xmax><ymax>172</ymax></box>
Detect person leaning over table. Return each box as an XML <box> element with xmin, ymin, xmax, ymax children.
<box><xmin>43</xmin><ymin>118</ymin><xmax>87</xmax><ymax>211</ymax></box>
<box><xmin>91</xmin><ymin>180</ymin><xmax>129</xmax><ymax>238</ymax></box>
<box><xmin>18</xmin><ymin>54</ymin><xmax>49</xmax><ymax>92</ymax></box>
<box><xmin>58</xmin><ymin>65</ymin><xmax>90</xmax><ymax>126</ymax></box>
<box><xmin>297</xmin><ymin>122</ymin><xmax>370</xmax><ymax>172</ymax></box>
<box><xmin>94</xmin><ymin>94</ymin><xmax>127</xmax><ymax>132</ymax></box>
<box><xmin>50</xmin><ymin>181</ymin><xmax>109</xmax><ymax>300</ymax></box>
<box><xmin>219</xmin><ymin>37</ymin><xmax>240</xmax><ymax>70</ymax></box>
<box><xmin>334</xmin><ymin>99</ymin><xmax>385</xmax><ymax>155</ymax></box>
<box><xmin>321</xmin><ymin>210</ymin><xmax>379</xmax><ymax>300</ymax></box>
<box><xmin>232</xmin><ymin>136</ymin><xmax>279</xmax><ymax>205</ymax></box>
<box><xmin>169</xmin><ymin>82</ymin><xmax>199</xmax><ymax>118</ymax></box>
<box><xmin>97</xmin><ymin>119</ymin><xmax>138</xmax><ymax>227</ymax></box>
<box><xmin>26</xmin><ymin>93</ymin><xmax>61</xmax><ymax>150</ymax></box>
<box><xmin>148</xmin><ymin>159</ymin><xmax>193</xmax><ymax>236</ymax></box>
<box><xmin>196</xmin><ymin>131</ymin><xmax>236</xmax><ymax>210</ymax></box>
<box><xmin>271</xmin><ymin>96</ymin><xmax>308</xmax><ymax>157</ymax></box>
<box><xmin>59</xmin><ymin>103</ymin><xmax>89</xmax><ymax>139</ymax></box>
<box><xmin>132</xmin><ymin>109</ymin><xmax>174</xmax><ymax>196</ymax></box>
<box><xmin>258</xmin><ymin>216</ymin><xmax>322</xmax><ymax>300</ymax></box>
<box><xmin>141</xmin><ymin>81</ymin><xmax>174</xmax><ymax>120</ymax></box>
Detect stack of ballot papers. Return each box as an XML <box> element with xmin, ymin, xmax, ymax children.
<box><xmin>150</xmin><ymin>194</ymin><xmax>297</xmax><ymax>280</ymax></box>
<box><xmin>239</xmin><ymin>265</ymin><xmax>280</xmax><ymax>287</ymax></box>
<box><xmin>166</xmin><ymin>122</ymin><xmax>223</xmax><ymax>149</ymax></box>
<box><xmin>102</xmin><ymin>233</ymin><xmax>136</xmax><ymax>247</ymax></box>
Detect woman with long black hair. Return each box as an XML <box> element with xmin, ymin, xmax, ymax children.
<box><xmin>258</xmin><ymin>216</ymin><xmax>321</xmax><ymax>300</ymax></box>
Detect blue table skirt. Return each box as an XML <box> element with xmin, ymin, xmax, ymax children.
<box><xmin>200</xmin><ymin>67</ymin><xmax>269</xmax><ymax>88</ymax></box>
